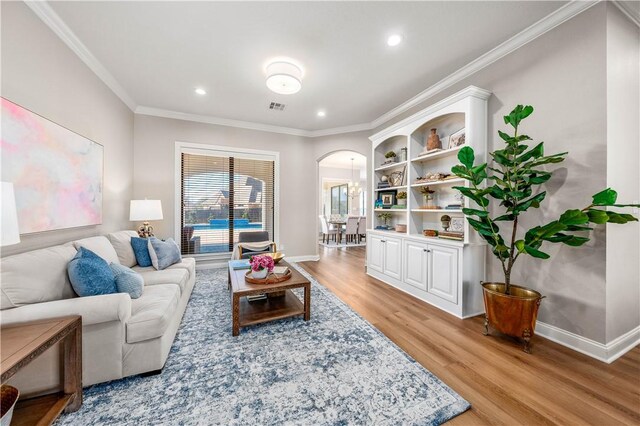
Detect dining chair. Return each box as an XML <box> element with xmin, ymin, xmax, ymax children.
<box><xmin>344</xmin><ymin>216</ymin><xmax>359</xmax><ymax>244</ymax></box>
<box><xmin>319</xmin><ymin>215</ymin><xmax>338</xmax><ymax>244</ymax></box>
<box><xmin>357</xmin><ymin>216</ymin><xmax>367</xmax><ymax>244</ymax></box>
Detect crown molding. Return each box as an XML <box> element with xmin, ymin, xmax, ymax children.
<box><xmin>370</xmin><ymin>85</ymin><xmax>491</xmax><ymax>142</ymax></box>
<box><xmin>24</xmin><ymin>1</ymin><xmax>137</xmax><ymax>111</ymax></box>
<box><xmin>612</xmin><ymin>0</ymin><xmax>640</xmax><ymax>27</ymax></box>
<box><xmin>369</xmin><ymin>0</ymin><xmax>599</xmax><ymax>130</ymax></box>
<box><xmin>135</xmin><ymin>106</ymin><xmax>312</xmax><ymax>137</ymax></box>
<box><xmin>27</xmin><ymin>0</ymin><xmax>598</xmax><ymax>138</ymax></box>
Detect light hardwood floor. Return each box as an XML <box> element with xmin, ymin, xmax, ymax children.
<box><xmin>299</xmin><ymin>246</ymin><xmax>640</xmax><ymax>425</ymax></box>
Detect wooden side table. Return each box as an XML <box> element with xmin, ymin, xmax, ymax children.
<box><xmin>1</xmin><ymin>316</ymin><xmax>82</xmax><ymax>425</ymax></box>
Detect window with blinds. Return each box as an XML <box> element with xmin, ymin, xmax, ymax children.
<box><xmin>180</xmin><ymin>152</ymin><xmax>275</xmax><ymax>255</ymax></box>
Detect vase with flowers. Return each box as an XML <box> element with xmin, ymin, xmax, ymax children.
<box><xmin>249</xmin><ymin>254</ymin><xmax>275</xmax><ymax>279</ymax></box>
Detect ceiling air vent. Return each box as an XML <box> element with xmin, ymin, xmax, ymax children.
<box><xmin>269</xmin><ymin>102</ymin><xmax>285</xmax><ymax>111</ymax></box>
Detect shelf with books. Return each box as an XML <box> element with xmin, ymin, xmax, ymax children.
<box><xmin>374</xmin><ymin>185</ymin><xmax>407</xmax><ymax>192</ymax></box>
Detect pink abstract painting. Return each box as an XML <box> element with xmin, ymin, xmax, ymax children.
<box><xmin>1</xmin><ymin>98</ymin><xmax>103</xmax><ymax>234</ymax></box>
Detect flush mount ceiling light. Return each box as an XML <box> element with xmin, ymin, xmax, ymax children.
<box><xmin>265</xmin><ymin>60</ymin><xmax>302</xmax><ymax>95</ymax></box>
<box><xmin>387</xmin><ymin>34</ymin><xmax>403</xmax><ymax>47</ymax></box>
<box><xmin>194</xmin><ymin>87</ymin><xmax>207</xmax><ymax>95</ymax></box>
<box><xmin>317</xmin><ymin>110</ymin><xmax>326</xmax><ymax>117</ymax></box>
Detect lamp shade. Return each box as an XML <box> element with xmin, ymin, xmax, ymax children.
<box><xmin>1</xmin><ymin>182</ymin><xmax>21</xmax><ymax>246</ymax></box>
<box><xmin>129</xmin><ymin>200</ymin><xmax>163</xmax><ymax>221</ymax></box>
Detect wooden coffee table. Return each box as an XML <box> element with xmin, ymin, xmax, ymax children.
<box><xmin>228</xmin><ymin>261</ymin><xmax>310</xmax><ymax>336</ymax></box>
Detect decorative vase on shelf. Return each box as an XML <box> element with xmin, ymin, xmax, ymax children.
<box><xmin>251</xmin><ymin>268</ymin><xmax>268</xmax><ymax>279</ymax></box>
<box><xmin>399</xmin><ymin>147</ymin><xmax>407</xmax><ymax>162</ymax></box>
<box><xmin>426</xmin><ymin>128</ymin><xmax>442</xmax><ymax>151</ymax></box>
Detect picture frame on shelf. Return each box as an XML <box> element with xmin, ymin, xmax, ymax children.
<box><xmin>450</xmin><ymin>217</ymin><xmax>464</xmax><ymax>232</ymax></box>
<box><xmin>379</xmin><ymin>191</ymin><xmax>396</xmax><ymax>208</ymax></box>
<box><xmin>448</xmin><ymin>128</ymin><xmax>466</xmax><ymax>149</ymax></box>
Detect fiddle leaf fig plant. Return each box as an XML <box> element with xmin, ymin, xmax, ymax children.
<box><xmin>452</xmin><ymin>105</ymin><xmax>639</xmax><ymax>294</ymax></box>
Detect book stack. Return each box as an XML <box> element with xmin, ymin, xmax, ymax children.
<box><xmin>439</xmin><ymin>231</ymin><xmax>464</xmax><ymax>241</ymax></box>
<box><xmin>377</xmin><ymin>181</ymin><xmax>390</xmax><ymax>189</ymax></box>
<box><xmin>445</xmin><ymin>203</ymin><xmax>462</xmax><ymax>210</ymax></box>
<box><xmin>229</xmin><ymin>259</ymin><xmax>250</xmax><ymax>270</ymax></box>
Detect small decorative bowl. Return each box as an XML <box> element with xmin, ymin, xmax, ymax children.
<box><xmin>265</xmin><ymin>252</ymin><xmax>285</xmax><ymax>264</ymax></box>
<box><xmin>1</xmin><ymin>385</ymin><xmax>19</xmax><ymax>426</ymax></box>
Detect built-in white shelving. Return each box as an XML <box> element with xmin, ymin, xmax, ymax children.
<box><xmin>367</xmin><ymin>85</ymin><xmax>490</xmax><ymax>319</ymax></box>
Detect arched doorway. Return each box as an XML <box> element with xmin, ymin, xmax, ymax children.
<box><xmin>317</xmin><ymin>151</ymin><xmax>367</xmax><ymax>248</ymax></box>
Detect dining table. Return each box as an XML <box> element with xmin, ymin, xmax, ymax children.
<box><xmin>328</xmin><ymin>220</ymin><xmax>346</xmax><ymax>244</ymax></box>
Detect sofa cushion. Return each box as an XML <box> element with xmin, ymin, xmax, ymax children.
<box><xmin>107</xmin><ymin>231</ymin><xmax>139</xmax><ymax>267</ymax></box>
<box><xmin>0</xmin><ymin>245</ymin><xmax>77</xmax><ymax>309</ymax></box>
<box><xmin>110</xmin><ymin>263</ymin><xmax>144</xmax><ymax>299</ymax></box>
<box><xmin>131</xmin><ymin>266</ymin><xmax>189</xmax><ymax>294</ymax></box>
<box><xmin>166</xmin><ymin>257</ymin><xmax>196</xmax><ymax>280</ymax></box>
<box><xmin>131</xmin><ymin>237</ymin><xmax>152</xmax><ymax>267</ymax></box>
<box><xmin>126</xmin><ymin>284</ymin><xmax>180</xmax><ymax>344</ymax></box>
<box><xmin>68</xmin><ymin>248</ymin><xmax>117</xmax><ymax>297</ymax></box>
<box><xmin>147</xmin><ymin>237</ymin><xmax>181</xmax><ymax>270</ymax></box>
<box><xmin>73</xmin><ymin>236</ymin><xmax>120</xmax><ymax>264</ymax></box>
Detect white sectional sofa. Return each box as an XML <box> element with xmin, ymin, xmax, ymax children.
<box><xmin>0</xmin><ymin>231</ymin><xmax>195</xmax><ymax>393</ymax></box>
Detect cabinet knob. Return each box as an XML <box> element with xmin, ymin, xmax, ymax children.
<box><xmin>424</xmin><ymin>249</ymin><xmax>431</xmax><ymax>252</ymax></box>
<box><xmin>381</xmin><ymin>240</ymin><xmax>386</xmax><ymax>243</ymax></box>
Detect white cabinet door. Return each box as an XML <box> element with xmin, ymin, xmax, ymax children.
<box><xmin>367</xmin><ymin>233</ymin><xmax>385</xmax><ymax>273</ymax></box>
<box><xmin>427</xmin><ymin>244</ymin><xmax>459</xmax><ymax>303</ymax></box>
<box><xmin>383</xmin><ymin>236</ymin><xmax>402</xmax><ymax>280</ymax></box>
<box><xmin>404</xmin><ymin>240</ymin><xmax>428</xmax><ymax>290</ymax></box>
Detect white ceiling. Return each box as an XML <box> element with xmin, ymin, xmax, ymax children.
<box><xmin>320</xmin><ymin>151</ymin><xmax>366</xmax><ymax>170</ymax></box>
<box><xmin>48</xmin><ymin>1</ymin><xmax>568</xmax><ymax>132</ymax></box>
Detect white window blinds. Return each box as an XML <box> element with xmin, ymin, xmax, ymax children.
<box><xmin>180</xmin><ymin>152</ymin><xmax>275</xmax><ymax>255</ymax></box>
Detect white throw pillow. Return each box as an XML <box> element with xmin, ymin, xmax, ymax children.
<box><xmin>73</xmin><ymin>236</ymin><xmax>120</xmax><ymax>265</ymax></box>
<box><xmin>107</xmin><ymin>231</ymin><xmax>139</xmax><ymax>267</ymax></box>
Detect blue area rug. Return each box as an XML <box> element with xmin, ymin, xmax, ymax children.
<box><xmin>58</xmin><ymin>264</ymin><xmax>470</xmax><ymax>425</ymax></box>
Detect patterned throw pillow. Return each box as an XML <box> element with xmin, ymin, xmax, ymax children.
<box><xmin>131</xmin><ymin>237</ymin><xmax>152</xmax><ymax>267</ymax></box>
<box><xmin>147</xmin><ymin>237</ymin><xmax>182</xmax><ymax>270</ymax></box>
<box><xmin>67</xmin><ymin>247</ymin><xmax>117</xmax><ymax>297</ymax></box>
<box><xmin>109</xmin><ymin>263</ymin><xmax>144</xmax><ymax>299</ymax></box>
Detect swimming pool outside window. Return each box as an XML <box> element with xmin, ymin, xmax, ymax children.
<box><xmin>180</xmin><ymin>151</ymin><xmax>275</xmax><ymax>255</ymax></box>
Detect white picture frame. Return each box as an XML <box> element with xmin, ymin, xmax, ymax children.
<box><xmin>448</xmin><ymin>128</ymin><xmax>466</xmax><ymax>149</ymax></box>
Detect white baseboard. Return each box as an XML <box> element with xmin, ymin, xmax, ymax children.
<box><xmin>536</xmin><ymin>322</ymin><xmax>640</xmax><ymax>364</ymax></box>
<box><xmin>287</xmin><ymin>255</ymin><xmax>320</xmax><ymax>262</ymax></box>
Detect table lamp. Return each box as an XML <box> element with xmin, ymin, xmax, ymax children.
<box><xmin>1</xmin><ymin>182</ymin><xmax>21</xmax><ymax>246</ymax></box>
<box><xmin>130</xmin><ymin>199</ymin><xmax>163</xmax><ymax>238</ymax></box>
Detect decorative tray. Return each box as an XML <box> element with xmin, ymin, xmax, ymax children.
<box><xmin>244</xmin><ymin>269</ymin><xmax>292</xmax><ymax>284</ymax></box>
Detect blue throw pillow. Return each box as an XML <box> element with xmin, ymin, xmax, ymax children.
<box><xmin>131</xmin><ymin>237</ymin><xmax>152</xmax><ymax>267</ymax></box>
<box><xmin>148</xmin><ymin>237</ymin><xmax>182</xmax><ymax>270</ymax></box>
<box><xmin>110</xmin><ymin>263</ymin><xmax>144</xmax><ymax>299</ymax></box>
<box><xmin>67</xmin><ymin>247</ymin><xmax>117</xmax><ymax>297</ymax></box>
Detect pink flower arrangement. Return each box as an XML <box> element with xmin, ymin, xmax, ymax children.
<box><xmin>249</xmin><ymin>255</ymin><xmax>274</xmax><ymax>273</ymax></box>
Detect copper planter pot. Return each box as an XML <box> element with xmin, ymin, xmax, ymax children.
<box><xmin>482</xmin><ymin>282</ymin><xmax>544</xmax><ymax>353</ymax></box>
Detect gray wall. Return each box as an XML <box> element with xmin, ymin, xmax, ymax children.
<box><xmin>605</xmin><ymin>4</ymin><xmax>640</xmax><ymax>343</ymax></box>
<box><xmin>372</xmin><ymin>4</ymin><xmax>611</xmax><ymax>342</ymax></box>
<box><xmin>132</xmin><ymin>116</ymin><xmax>372</xmax><ymax>258</ymax></box>
<box><xmin>1</xmin><ymin>2</ymin><xmax>134</xmax><ymax>256</ymax></box>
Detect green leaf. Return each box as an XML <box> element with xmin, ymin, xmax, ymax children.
<box><xmin>458</xmin><ymin>146</ymin><xmax>475</xmax><ymax>169</ymax></box>
<box><xmin>563</xmin><ymin>236</ymin><xmax>590</xmax><ymax>247</ymax></box>
<box><xmin>592</xmin><ymin>188</ymin><xmax>617</xmax><ymax>206</ymax></box>
<box><xmin>498</xmin><ymin>130</ymin><xmax>512</xmax><ymax>142</ymax></box>
<box><xmin>518</xmin><ymin>142</ymin><xmax>544</xmax><ymax>162</ymax></box>
<box><xmin>451</xmin><ymin>165</ymin><xmax>471</xmax><ymax>179</ymax></box>
<box><xmin>462</xmin><ymin>208</ymin><xmax>488</xmax><ymax>218</ymax></box>
<box><xmin>586</xmin><ymin>209</ymin><xmax>609</xmax><ymax>224</ymax></box>
<box><xmin>519</xmin><ymin>105</ymin><xmax>534</xmax><ymax>121</ymax></box>
<box><xmin>513</xmin><ymin>192</ymin><xmax>546</xmax><ymax>213</ymax></box>
<box><xmin>494</xmin><ymin>213</ymin><xmax>515</xmax><ymax>221</ymax></box>
<box><xmin>559</xmin><ymin>209</ymin><xmax>589</xmax><ymax>226</ymax></box>
<box><xmin>524</xmin><ymin>245</ymin><xmax>550</xmax><ymax>259</ymax></box>
<box><xmin>515</xmin><ymin>240</ymin><xmax>525</xmax><ymax>252</ymax></box>
<box><xmin>607</xmin><ymin>212</ymin><xmax>638</xmax><ymax>224</ymax></box>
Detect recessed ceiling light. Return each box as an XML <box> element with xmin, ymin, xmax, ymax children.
<box><xmin>387</xmin><ymin>34</ymin><xmax>403</xmax><ymax>47</ymax></box>
<box><xmin>317</xmin><ymin>110</ymin><xmax>326</xmax><ymax>117</ymax></box>
<box><xmin>194</xmin><ymin>88</ymin><xmax>207</xmax><ymax>95</ymax></box>
<box><xmin>265</xmin><ymin>60</ymin><xmax>303</xmax><ymax>95</ymax></box>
